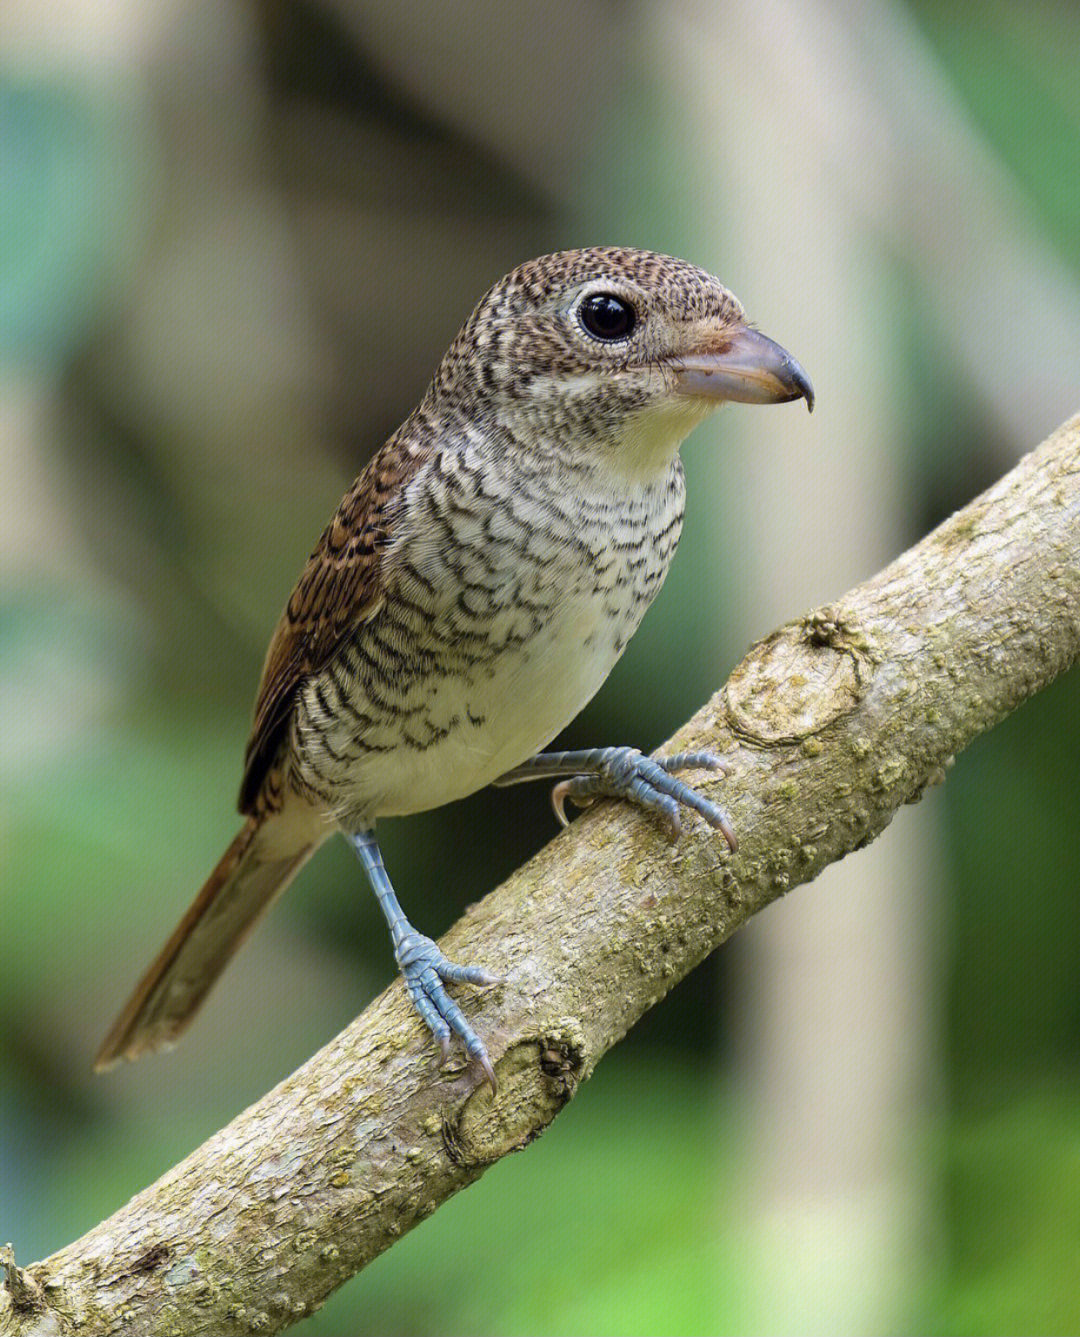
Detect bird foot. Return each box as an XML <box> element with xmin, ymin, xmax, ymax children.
<box><xmin>551</xmin><ymin>748</ymin><xmax>737</xmax><ymax>849</ymax></box>
<box><xmin>394</xmin><ymin>931</ymin><xmax>501</xmax><ymax>1090</ymax></box>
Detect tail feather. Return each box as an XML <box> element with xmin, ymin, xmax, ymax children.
<box><xmin>94</xmin><ymin>812</ymin><xmax>322</xmax><ymax>1070</ymax></box>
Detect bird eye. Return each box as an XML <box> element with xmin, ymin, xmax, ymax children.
<box><xmin>578</xmin><ymin>292</ymin><xmax>637</xmax><ymax>342</ymax></box>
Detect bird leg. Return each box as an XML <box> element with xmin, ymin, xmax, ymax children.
<box><xmin>493</xmin><ymin>747</ymin><xmax>737</xmax><ymax>849</ymax></box>
<box><xmin>348</xmin><ymin>829</ymin><xmax>500</xmax><ymax>1090</ymax></box>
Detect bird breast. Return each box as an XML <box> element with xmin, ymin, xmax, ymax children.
<box><xmin>290</xmin><ymin>438</ymin><xmax>686</xmax><ymax>822</ymax></box>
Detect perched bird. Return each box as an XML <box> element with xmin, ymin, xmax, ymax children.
<box><xmin>95</xmin><ymin>247</ymin><xmax>812</xmax><ymax>1087</ymax></box>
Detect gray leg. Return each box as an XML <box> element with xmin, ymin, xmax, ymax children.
<box><xmin>493</xmin><ymin>747</ymin><xmax>736</xmax><ymax>849</ymax></box>
<box><xmin>349</xmin><ymin>829</ymin><xmax>500</xmax><ymax>1090</ymax></box>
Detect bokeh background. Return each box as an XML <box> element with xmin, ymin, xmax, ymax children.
<box><xmin>3</xmin><ymin>2</ymin><xmax>1080</xmax><ymax>1333</ymax></box>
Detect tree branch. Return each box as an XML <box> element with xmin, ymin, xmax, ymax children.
<box><xmin>4</xmin><ymin>415</ymin><xmax>1079</xmax><ymax>1337</ymax></box>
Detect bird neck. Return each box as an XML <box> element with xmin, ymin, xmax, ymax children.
<box><xmin>596</xmin><ymin>397</ymin><xmax>716</xmax><ymax>488</ymax></box>
<box><xmin>419</xmin><ymin>384</ymin><xmax>709</xmax><ymax>494</ymax></box>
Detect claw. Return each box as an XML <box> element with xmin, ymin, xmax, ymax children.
<box><xmin>478</xmin><ymin>1053</ymin><xmax>498</xmax><ymax>1094</ymax></box>
<box><xmin>712</xmin><ymin>812</ymin><xmax>738</xmax><ymax>853</ymax></box>
<box><xmin>552</xmin><ymin>780</ymin><xmax>598</xmax><ymax>827</ymax></box>
<box><xmin>551</xmin><ymin>781</ymin><xmax>571</xmax><ymax>828</ymax></box>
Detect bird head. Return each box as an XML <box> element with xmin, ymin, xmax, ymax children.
<box><xmin>431</xmin><ymin>246</ymin><xmax>813</xmax><ymax>477</ymax></box>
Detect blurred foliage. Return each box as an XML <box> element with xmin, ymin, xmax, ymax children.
<box><xmin>0</xmin><ymin>81</ymin><xmax>153</xmax><ymax>362</ymax></box>
<box><xmin>911</xmin><ymin>0</ymin><xmax>1080</xmax><ymax>268</ymax></box>
<box><xmin>2</xmin><ymin>2</ymin><xmax>1080</xmax><ymax>1334</ymax></box>
<box><xmin>930</xmin><ymin>1081</ymin><xmax>1080</xmax><ymax>1335</ymax></box>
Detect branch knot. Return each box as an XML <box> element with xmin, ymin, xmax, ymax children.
<box><xmin>724</xmin><ymin>607</ymin><xmax>877</xmax><ymax>746</ymax></box>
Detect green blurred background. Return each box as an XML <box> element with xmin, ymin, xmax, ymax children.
<box><xmin>2</xmin><ymin>2</ymin><xmax>1079</xmax><ymax>1333</ymax></box>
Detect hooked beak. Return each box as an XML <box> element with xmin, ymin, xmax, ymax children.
<box><xmin>670</xmin><ymin>326</ymin><xmax>814</xmax><ymax>412</ymax></box>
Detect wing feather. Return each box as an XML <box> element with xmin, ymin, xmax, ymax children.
<box><xmin>238</xmin><ymin>429</ymin><xmax>431</xmax><ymax>813</ymax></box>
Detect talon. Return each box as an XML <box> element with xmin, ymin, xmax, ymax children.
<box><xmin>551</xmin><ymin>780</ymin><xmax>597</xmax><ymax>827</ymax></box>
<box><xmin>478</xmin><ymin>1053</ymin><xmax>498</xmax><ymax>1094</ymax></box>
<box><xmin>438</xmin><ymin>1032</ymin><xmax>452</xmax><ymax>1065</ymax></box>
<box><xmin>715</xmin><ymin>814</ymin><xmax>738</xmax><ymax>853</ymax></box>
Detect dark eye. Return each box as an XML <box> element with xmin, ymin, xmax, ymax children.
<box><xmin>579</xmin><ymin>292</ymin><xmax>637</xmax><ymax>341</ymax></box>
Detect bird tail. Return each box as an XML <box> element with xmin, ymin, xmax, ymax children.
<box><xmin>94</xmin><ymin>806</ymin><xmax>327</xmax><ymax>1070</ymax></box>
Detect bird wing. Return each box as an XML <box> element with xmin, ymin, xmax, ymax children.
<box><xmin>238</xmin><ymin>431</ymin><xmax>430</xmax><ymax>814</ymax></box>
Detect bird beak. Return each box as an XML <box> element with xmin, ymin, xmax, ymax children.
<box><xmin>670</xmin><ymin>327</ymin><xmax>814</xmax><ymax>412</ymax></box>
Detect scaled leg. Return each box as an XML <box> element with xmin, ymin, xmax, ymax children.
<box><xmin>349</xmin><ymin>829</ymin><xmax>500</xmax><ymax>1089</ymax></box>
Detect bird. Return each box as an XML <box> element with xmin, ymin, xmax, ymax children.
<box><xmin>94</xmin><ymin>247</ymin><xmax>813</xmax><ymax>1089</ymax></box>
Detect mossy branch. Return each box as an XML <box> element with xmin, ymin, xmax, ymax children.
<box><xmin>3</xmin><ymin>415</ymin><xmax>1079</xmax><ymax>1336</ymax></box>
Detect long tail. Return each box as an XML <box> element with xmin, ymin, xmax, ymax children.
<box><xmin>94</xmin><ymin>810</ymin><xmax>324</xmax><ymax>1070</ymax></box>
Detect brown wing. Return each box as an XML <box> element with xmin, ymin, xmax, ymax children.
<box><xmin>238</xmin><ymin>429</ymin><xmax>431</xmax><ymax>814</ymax></box>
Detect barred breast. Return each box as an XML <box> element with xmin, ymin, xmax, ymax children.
<box><xmin>289</xmin><ymin>431</ymin><xmax>686</xmax><ymax>824</ymax></box>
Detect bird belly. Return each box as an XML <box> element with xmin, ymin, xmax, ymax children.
<box><xmin>392</xmin><ymin>600</ymin><xmax>632</xmax><ymax>813</ymax></box>
<box><xmin>297</xmin><ymin>585</ymin><xmax>641</xmax><ymax>821</ymax></box>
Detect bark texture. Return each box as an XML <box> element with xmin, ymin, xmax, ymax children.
<box><xmin>3</xmin><ymin>414</ymin><xmax>1079</xmax><ymax>1336</ymax></box>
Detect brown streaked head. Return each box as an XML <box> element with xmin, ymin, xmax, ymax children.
<box><xmin>430</xmin><ymin>246</ymin><xmax>813</xmax><ymax>451</ymax></box>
